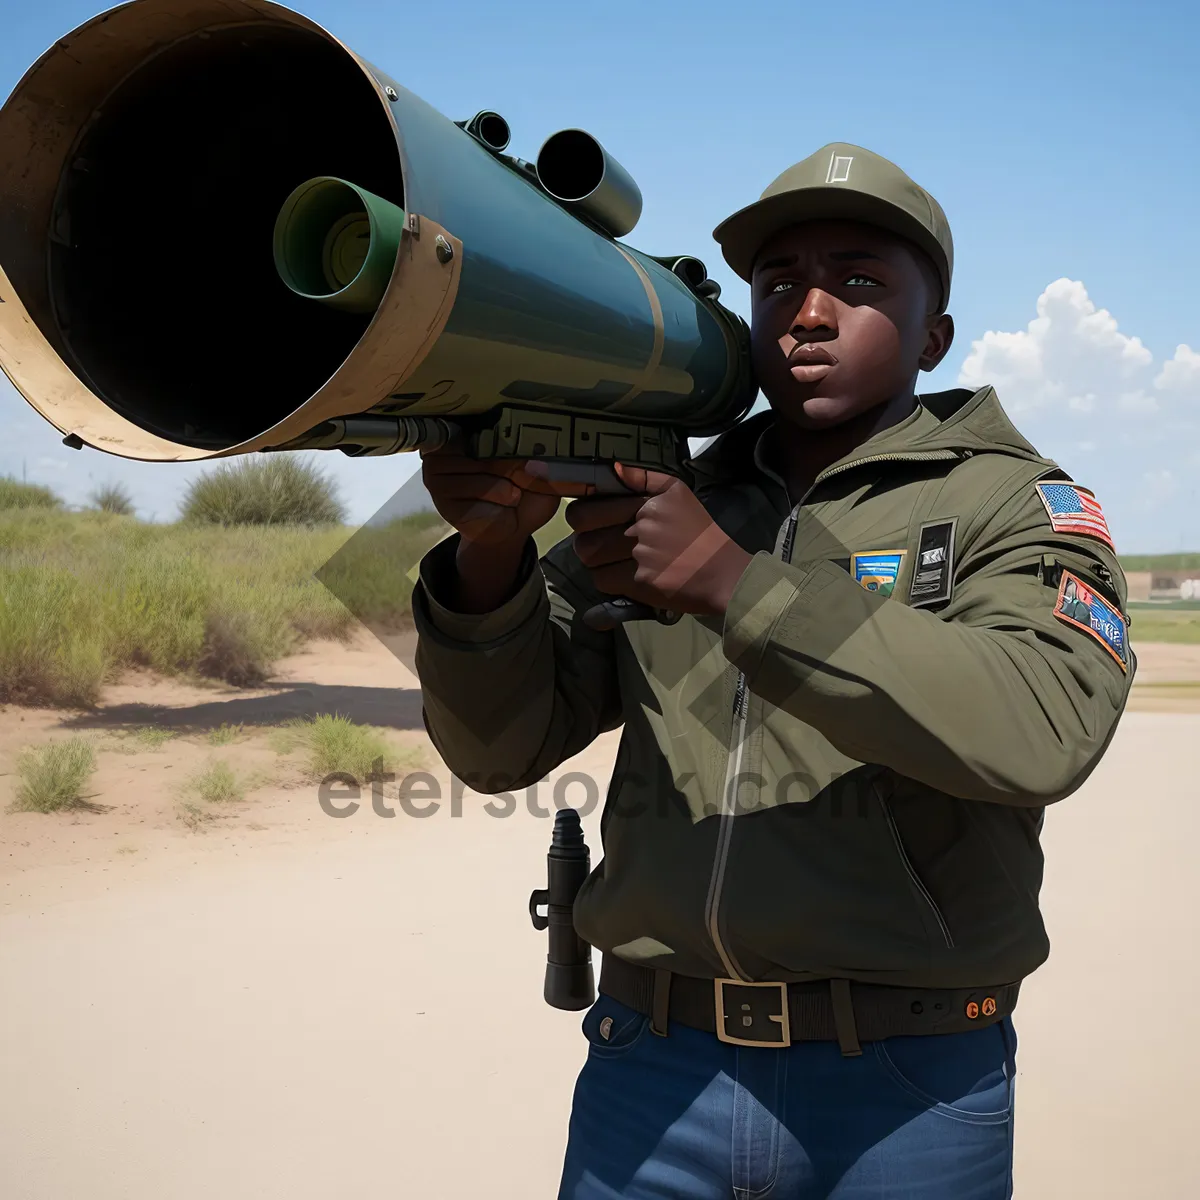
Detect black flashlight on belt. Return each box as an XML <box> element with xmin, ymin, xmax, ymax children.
<box><xmin>529</xmin><ymin>807</ymin><xmax>595</xmax><ymax>1010</ymax></box>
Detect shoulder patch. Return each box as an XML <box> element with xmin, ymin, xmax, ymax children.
<box><xmin>1034</xmin><ymin>481</ymin><xmax>1115</xmax><ymax>551</ymax></box>
<box><xmin>908</xmin><ymin>518</ymin><xmax>958</xmax><ymax>609</ymax></box>
<box><xmin>1053</xmin><ymin>569</ymin><xmax>1129</xmax><ymax>673</ymax></box>
<box><xmin>850</xmin><ymin>549</ymin><xmax>905</xmax><ymax>597</ymax></box>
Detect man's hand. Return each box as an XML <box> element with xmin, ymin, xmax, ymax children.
<box><xmin>419</xmin><ymin>436</ymin><xmax>592</xmax><ymax>614</ymax></box>
<box><xmin>528</xmin><ymin>461</ymin><xmax>754</xmax><ymax>618</ymax></box>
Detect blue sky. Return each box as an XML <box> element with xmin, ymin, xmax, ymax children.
<box><xmin>3</xmin><ymin>0</ymin><xmax>1198</xmax><ymax>551</ymax></box>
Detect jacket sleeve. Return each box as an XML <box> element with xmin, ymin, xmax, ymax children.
<box><xmin>411</xmin><ymin>531</ymin><xmax>622</xmax><ymax>793</ymax></box>
<box><xmin>720</xmin><ymin>472</ymin><xmax>1134</xmax><ymax>806</ymax></box>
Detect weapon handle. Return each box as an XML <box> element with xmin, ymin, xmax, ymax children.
<box><xmin>527</xmin><ymin>461</ymin><xmax>684</xmax><ymax>630</ymax></box>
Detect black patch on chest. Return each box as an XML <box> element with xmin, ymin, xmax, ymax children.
<box><xmin>908</xmin><ymin>518</ymin><xmax>957</xmax><ymax>608</ymax></box>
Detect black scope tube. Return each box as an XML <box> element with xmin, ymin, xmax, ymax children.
<box><xmin>529</xmin><ymin>808</ymin><xmax>595</xmax><ymax>1011</ymax></box>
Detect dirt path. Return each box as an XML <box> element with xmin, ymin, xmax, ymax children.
<box><xmin>1</xmin><ymin>637</ymin><xmax>1199</xmax><ymax>1196</ymax></box>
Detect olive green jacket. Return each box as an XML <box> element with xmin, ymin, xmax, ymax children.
<box><xmin>411</xmin><ymin>387</ymin><xmax>1134</xmax><ymax>991</ymax></box>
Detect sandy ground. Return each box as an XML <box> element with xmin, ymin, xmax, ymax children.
<box><xmin>1</xmin><ymin>632</ymin><xmax>1198</xmax><ymax>1197</ymax></box>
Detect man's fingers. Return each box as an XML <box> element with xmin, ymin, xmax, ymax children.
<box><xmin>611</xmin><ymin>462</ymin><xmax>679</xmax><ymax>495</ymax></box>
<box><xmin>564</xmin><ymin>495</ymin><xmax>644</xmax><ymax>533</ymax></box>
<box><xmin>422</xmin><ymin>452</ymin><xmax>526</xmax><ymax>478</ymax></box>
<box><xmin>574</xmin><ymin>527</ymin><xmax>638</xmax><ymax>569</ymax></box>
<box><xmin>511</xmin><ymin>470</ymin><xmax>596</xmax><ymax>498</ymax></box>
<box><xmin>428</xmin><ymin>474</ymin><xmax>524</xmax><ymax>507</ymax></box>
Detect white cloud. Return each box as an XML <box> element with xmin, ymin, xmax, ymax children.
<box><xmin>958</xmin><ymin>278</ymin><xmax>1200</xmax><ymax>553</ymax></box>
<box><xmin>957</xmin><ymin>278</ymin><xmax>1161</xmax><ymax>417</ymax></box>
<box><xmin>1155</xmin><ymin>344</ymin><xmax>1200</xmax><ymax>392</ymax></box>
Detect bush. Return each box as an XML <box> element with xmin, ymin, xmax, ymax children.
<box><xmin>11</xmin><ymin>737</ymin><xmax>97</xmax><ymax>812</ymax></box>
<box><xmin>268</xmin><ymin>714</ymin><xmax>423</xmax><ymax>783</ymax></box>
<box><xmin>180</xmin><ymin>456</ymin><xmax>346</xmax><ymax>527</ymax></box>
<box><xmin>0</xmin><ymin>477</ymin><xmax>62</xmax><ymax>511</ymax></box>
<box><xmin>88</xmin><ymin>481</ymin><xmax>136</xmax><ymax>516</ymax></box>
<box><xmin>183</xmin><ymin>758</ymin><xmax>244</xmax><ymax>803</ymax></box>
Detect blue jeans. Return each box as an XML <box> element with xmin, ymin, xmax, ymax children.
<box><xmin>558</xmin><ymin>992</ymin><xmax>1017</xmax><ymax>1199</ymax></box>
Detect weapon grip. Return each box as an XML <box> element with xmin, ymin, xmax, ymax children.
<box><xmin>529</xmin><ymin>461</ymin><xmax>685</xmax><ymax>631</ymax></box>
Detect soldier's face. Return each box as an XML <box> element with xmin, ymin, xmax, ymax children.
<box><xmin>749</xmin><ymin>220</ymin><xmax>953</xmax><ymax>430</ymax></box>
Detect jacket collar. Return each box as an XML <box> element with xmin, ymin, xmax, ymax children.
<box><xmin>688</xmin><ymin>386</ymin><xmax>1051</xmax><ymax>495</ymax></box>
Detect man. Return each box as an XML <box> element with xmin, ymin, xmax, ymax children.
<box><xmin>411</xmin><ymin>143</ymin><xmax>1135</xmax><ymax>1198</ymax></box>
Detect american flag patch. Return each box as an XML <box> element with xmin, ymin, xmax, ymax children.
<box><xmin>1034</xmin><ymin>482</ymin><xmax>1114</xmax><ymax>550</ymax></box>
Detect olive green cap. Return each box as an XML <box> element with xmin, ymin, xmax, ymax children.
<box><xmin>713</xmin><ymin>143</ymin><xmax>953</xmax><ymax>309</ymax></box>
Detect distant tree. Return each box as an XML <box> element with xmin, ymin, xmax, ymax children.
<box><xmin>88</xmin><ymin>481</ymin><xmax>136</xmax><ymax>516</ymax></box>
<box><xmin>180</xmin><ymin>456</ymin><xmax>347</xmax><ymax>526</ymax></box>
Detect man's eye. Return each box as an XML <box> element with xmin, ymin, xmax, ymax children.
<box><xmin>846</xmin><ymin>274</ymin><xmax>880</xmax><ymax>287</ymax></box>
<box><xmin>771</xmin><ymin>281</ymin><xmax>793</xmax><ymax>294</ymax></box>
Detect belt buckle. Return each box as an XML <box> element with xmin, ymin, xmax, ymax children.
<box><xmin>714</xmin><ymin>978</ymin><xmax>791</xmax><ymax>1048</ymax></box>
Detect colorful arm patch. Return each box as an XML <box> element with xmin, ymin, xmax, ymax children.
<box><xmin>1053</xmin><ymin>569</ymin><xmax>1129</xmax><ymax>673</ymax></box>
<box><xmin>1034</xmin><ymin>482</ymin><xmax>1115</xmax><ymax>551</ymax></box>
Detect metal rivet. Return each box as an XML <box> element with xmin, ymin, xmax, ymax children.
<box><xmin>434</xmin><ymin>235</ymin><xmax>454</xmax><ymax>264</ymax></box>
<box><xmin>599</xmin><ymin>1017</ymin><xmax>613</xmax><ymax>1040</ymax></box>
<box><xmin>385</xmin><ymin>86</ymin><xmax>398</xmax><ymax>101</ymax></box>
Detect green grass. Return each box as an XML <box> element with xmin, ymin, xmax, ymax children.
<box><xmin>133</xmin><ymin>726</ymin><xmax>175</xmax><ymax>749</ymax></box>
<box><xmin>0</xmin><ymin>507</ymin><xmax>367</xmax><ymax>707</ymax></box>
<box><xmin>268</xmin><ymin>714</ymin><xmax>423</xmax><ymax>782</ymax></box>
<box><xmin>182</xmin><ymin>758</ymin><xmax>245</xmax><ymax>803</ymax></box>
<box><xmin>315</xmin><ymin>511</ymin><xmax>451</xmax><ymax>632</ymax></box>
<box><xmin>0</xmin><ymin>485</ymin><xmax>582</xmax><ymax>708</ymax></box>
<box><xmin>104</xmin><ymin>726</ymin><xmax>178</xmax><ymax>754</ymax></box>
<box><xmin>1127</xmin><ymin>600</ymin><xmax>1200</xmax><ymax>611</ymax></box>
<box><xmin>0</xmin><ymin>477</ymin><xmax>63</xmax><ymax>511</ymax></box>
<box><xmin>1128</xmin><ymin>609</ymin><xmax>1200</xmax><ymax>645</ymax></box>
<box><xmin>1120</xmin><ymin>554</ymin><xmax>1200</xmax><ymax>572</ymax></box>
<box><xmin>181</xmin><ymin>457</ymin><xmax>346</xmax><ymax>527</ymax></box>
<box><xmin>207</xmin><ymin>723</ymin><xmax>248</xmax><ymax>746</ymax></box>
<box><xmin>317</xmin><ymin>502</ymin><xmax>573</xmax><ymax>632</ymax></box>
<box><xmin>11</xmin><ymin>737</ymin><xmax>97</xmax><ymax>812</ymax></box>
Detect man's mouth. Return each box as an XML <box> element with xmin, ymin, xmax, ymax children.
<box><xmin>787</xmin><ymin>343</ymin><xmax>838</xmax><ymax>367</ymax></box>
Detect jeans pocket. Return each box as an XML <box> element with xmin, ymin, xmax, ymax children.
<box><xmin>872</xmin><ymin>1021</ymin><xmax>1015</xmax><ymax>1126</ymax></box>
<box><xmin>581</xmin><ymin>993</ymin><xmax>651</xmax><ymax>1060</ymax></box>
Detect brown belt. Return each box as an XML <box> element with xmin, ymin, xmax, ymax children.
<box><xmin>598</xmin><ymin>955</ymin><xmax>1020</xmax><ymax>1057</ymax></box>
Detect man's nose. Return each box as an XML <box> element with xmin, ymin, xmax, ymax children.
<box><xmin>789</xmin><ymin>288</ymin><xmax>838</xmax><ymax>340</ymax></box>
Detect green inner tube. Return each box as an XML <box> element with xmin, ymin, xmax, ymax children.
<box><xmin>273</xmin><ymin>176</ymin><xmax>407</xmax><ymax>314</ymax></box>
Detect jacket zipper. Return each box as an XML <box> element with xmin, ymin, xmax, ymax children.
<box><xmin>876</xmin><ymin>784</ymin><xmax>955</xmax><ymax>949</ymax></box>
<box><xmin>703</xmin><ymin>446</ymin><xmax>964</xmax><ymax>979</ymax></box>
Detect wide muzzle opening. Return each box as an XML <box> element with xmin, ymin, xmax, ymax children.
<box><xmin>45</xmin><ymin>23</ymin><xmax>404</xmax><ymax>450</ymax></box>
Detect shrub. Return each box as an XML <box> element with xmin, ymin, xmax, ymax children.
<box><xmin>183</xmin><ymin>758</ymin><xmax>244</xmax><ymax>803</ymax></box>
<box><xmin>11</xmin><ymin>737</ymin><xmax>97</xmax><ymax>812</ymax></box>
<box><xmin>268</xmin><ymin>714</ymin><xmax>422</xmax><ymax>783</ymax></box>
<box><xmin>88</xmin><ymin>481</ymin><xmax>136</xmax><ymax>516</ymax></box>
<box><xmin>196</xmin><ymin>607</ymin><xmax>286</xmax><ymax>687</ymax></box>
<box><xmin>180</xmin><ymin>456</ymin><xmax>346</xmax><ymax>527</ymax></box>
<box><xmin>207</xmin><ymin>723</ymin><xmax>247</xmax><ymax>746</ymax></box>
<box><xmin>0</xmin><ymin>477</ymin><xmax>62</xmax><ymax>511</ymax></box>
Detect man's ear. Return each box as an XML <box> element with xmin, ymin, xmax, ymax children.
<box><xmin>918</xmin><ymin>313</ymin><xmax>954</xmax><ymax>373</ymax></box>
